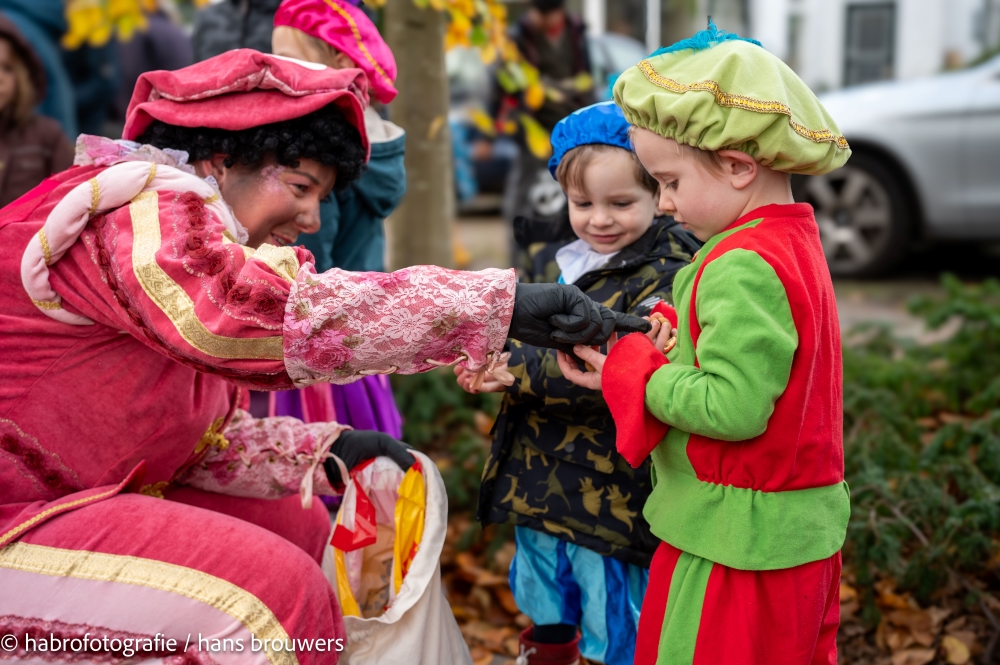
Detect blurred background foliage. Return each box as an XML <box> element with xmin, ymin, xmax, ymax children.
<box><xmin>843</xmin><ymin>276</ymin><xmax>1000</xmax><ymax>618</ymax></box>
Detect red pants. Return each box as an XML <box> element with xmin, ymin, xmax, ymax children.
<box><xmin>1</xmin><ymin>493</ymin><xmax>344</xmax><ymax>664</ymax></box>
<box><xmin>635</xmin><ymin>542</ymin><xmax>841</xmax><ymax>665</ymax></box>
<box><xmin>166</xmin><ymin>486</ymin><xmax>333</xmax><ymax>564</ymax></box>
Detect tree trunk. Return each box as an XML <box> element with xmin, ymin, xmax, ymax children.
<box><xmin>383</xmin><ymin>0</ymin><xmax>454</xmax><ymax>270</ymax></box>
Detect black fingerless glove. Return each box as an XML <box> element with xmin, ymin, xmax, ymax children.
<box><xmin>508</xmin><ymin>282</ymin><xmax>651</xmax><ymax>351</ymax></box>
<box><xmin>324</xmin><ymin>430</ymin><xmax>415</xmax><ymax>487</ymax></box>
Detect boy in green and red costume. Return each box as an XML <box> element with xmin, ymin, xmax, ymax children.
<box><xmin>558</xmin><ymin>21</ymin><xmax>852</xmax><ymax>665</ymax></box>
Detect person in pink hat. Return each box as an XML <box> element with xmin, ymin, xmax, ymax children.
<box><xmin>0</xmin><ymin>49</ymin><xmax>648</xmax><ymax>663</ymax></box>
<box><xmin>263</xmin><ymin>0</ymin><xmax>407</xmax><ymax>456</ymax></box>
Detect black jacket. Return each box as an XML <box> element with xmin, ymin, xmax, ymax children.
<box><xmin>478</xmin><ymin>218</ymin><xmax>701</xmax><ymax>567</ymax></box>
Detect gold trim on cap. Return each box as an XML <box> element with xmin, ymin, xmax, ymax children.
<box><xmin>636</xmin><ymin>59</ymin><xmax>850</xmax><ymax>150</ymax></box>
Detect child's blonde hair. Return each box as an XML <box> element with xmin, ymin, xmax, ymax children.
<box><xmin>0</xmin><ymin>36</ymin><xmax>35</xmax><ymax>129</ymax></box>
<box><xmin>555</xmin><ymin>144</ymin><xmax>658</xmax><ymax>197</ymax></box>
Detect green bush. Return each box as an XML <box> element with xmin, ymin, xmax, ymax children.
<box><xmin>843</xmin><ymin>275</ymin><xmax>1000</xmax><ymax>623</ymax></box>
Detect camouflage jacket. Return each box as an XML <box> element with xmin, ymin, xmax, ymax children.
<box><xmin>478</xmin><ymin>218</ymin><xmax>701</xmax><ymax>567</ymax></box>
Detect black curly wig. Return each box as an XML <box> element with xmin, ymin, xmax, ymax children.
<box><xmin>135</xmin><ymin>103</ymin><xmax>366</xmax><ymax>191</ymax></box>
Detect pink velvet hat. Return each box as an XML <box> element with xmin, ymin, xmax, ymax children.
<box><xmin>273</xmin><ymin>0</ymin><xmax>398</xmax><ymax>104</ymax></box>
<box><xmin>123</xmin><ymin>49</ymin><xmax>370</xmax><ymax>157</ymax></box>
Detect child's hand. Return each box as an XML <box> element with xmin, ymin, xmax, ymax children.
<box><xmin>645</xmin><ymin>315</ymin><xmax>678</xmax><ymax>355</ymax></box>
<box><xmin>454</xmin><ymin>364</ymin><xmax>508</xmax><ymax>394</ymax></box>
<box><xmin>556</xmin><ymin>333</ymin><xmax>617</xmax><ymax>391</ymax></box>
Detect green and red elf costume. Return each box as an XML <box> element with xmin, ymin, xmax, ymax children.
<box><xmin>602</xmin><ymin>23</ymin><xmax>853</xmax><ymax>665</ymax></box>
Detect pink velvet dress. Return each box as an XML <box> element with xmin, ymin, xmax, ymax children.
<box><xmin>0</xmin><ymin>159</ymin><xmax>514</xmax><ymax>663</ymax></box>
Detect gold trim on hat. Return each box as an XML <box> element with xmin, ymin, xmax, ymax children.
<box><xmin>321</xmin><ymin>0</ymin><xmax>394</xmax><ymax>88</ymax></box>
<box><xmin>636</xmin><ymin>59</ymin><xmax>850</xmax><ymax>150</ymax></box>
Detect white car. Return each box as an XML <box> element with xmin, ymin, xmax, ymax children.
<box><xmin>793</xmin><ymin>55</ymin><xmax>1000</xmax><ymax>277</ymax></box>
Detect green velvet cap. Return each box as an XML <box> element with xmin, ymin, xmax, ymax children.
<box><xmin>613</xmin><ymin>33</ymin><xmax>851</xmax><ymax>175</ymax></box>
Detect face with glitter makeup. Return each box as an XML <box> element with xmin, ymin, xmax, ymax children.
<box><xmin>193</xmin><ymin>156</ymin><xmax>337</xmax><ymax>248</ymax></box>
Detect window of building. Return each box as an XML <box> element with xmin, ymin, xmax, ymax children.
<box><xmin>844</xmin><ymin>3</ymin><xmax>896</xmax><ymax>86</ymax></box>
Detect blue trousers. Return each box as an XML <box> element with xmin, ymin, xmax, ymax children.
<box><xmin>510</xmin><ymin>526</ymin><xmax>649</xmax><ymax>665</ymax></box>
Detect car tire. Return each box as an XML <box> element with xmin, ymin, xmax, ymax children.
<box><xmin>792</xmin><ymin>152</ymin><xmax>912</xmax><ymax>278</ymax></box>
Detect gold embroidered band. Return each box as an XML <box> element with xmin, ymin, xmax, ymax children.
<box><xmin>636</xmin><ymin>60</ymin><xmax>850</xmax><ymax>150</ymax></box>
<box><xmin>32</xmin><ymin>299</ymin><xmax>62</xmax><ymax>310</ymax></box>
<box><xmin>0</xmin><ymin>542</ymin><xmax>298</xmax><ymax>665</ymax></box>
<box><xmin>88</xmin><ymin>178</ymin><xmax>100</xmax><ymax>217</ymax></box>
<box><xmin>128</xmin><ymin>191</ymin><xmax>284</xmax><ymax>360</ymax></box>
<box><xmin>38</xmin><ymin>229</ymin><xmax>51</xmax><ymax>266</ymax></box>
<box><xmin>145</xmin><ymin>163</ymin><xmax>157</xmax><ymax>188</ymax></box>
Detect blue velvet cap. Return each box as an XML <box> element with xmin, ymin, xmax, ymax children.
<box><xmin>547</xmin><ymin>101</ymin><xmax>633</xmax><ymax>177</ymax></box>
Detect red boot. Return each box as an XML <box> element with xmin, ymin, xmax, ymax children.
<box><xmin>515</xmin><ymin>627</ymin><xmax>581</xmax><ymax>665</ymax></box>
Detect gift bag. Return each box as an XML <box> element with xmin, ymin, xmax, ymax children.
<box><xmin>331</xmin><ymin>450</ymin><xmax>472</xmax><ymax>664</ymax></box>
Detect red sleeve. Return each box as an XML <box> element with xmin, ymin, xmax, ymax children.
<box><xmin>603</xmin><ymin>333</ymin><xmax>670</xmax><ymax>468</ymax></box>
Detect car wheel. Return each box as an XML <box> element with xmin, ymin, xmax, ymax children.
<box><xmin>792</xmin><ymin>153</ymin><xmax>911</xmax><ymax>278</ymax></box>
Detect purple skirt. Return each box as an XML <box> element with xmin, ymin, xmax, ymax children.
<box><xmin>267</xmin><ymin>375</ymin><xmax>402</xmax><ymax>439</ymax></box>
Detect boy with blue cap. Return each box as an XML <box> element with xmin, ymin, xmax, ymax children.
<box><xmin>456</xmin><ymin>101</ymin><xmax>699</xmax><ymax>665</ymax></box>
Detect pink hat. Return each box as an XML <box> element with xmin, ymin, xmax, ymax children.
<box><xmin>274</xmin><ymin>0</ymin><xmax>398</xmax><ymax>105</ymax></box>
<box><xmin>123</xmin><ymin>48</ymin><xmax>370</xmax><ymax>157</ymax></box>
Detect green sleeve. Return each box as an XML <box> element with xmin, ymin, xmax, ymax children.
<box><xmin>645</xmin><ymin>249</ymin><xmax>798</xmax><ymax>441</ymax></box>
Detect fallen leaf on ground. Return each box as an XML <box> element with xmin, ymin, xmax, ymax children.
<box><xmin>470</xmin><ymin>645</ymin><xmax>494</xmax><ymax>665</ymax></box>
<box><xmin>890</xmin><ymin>647</ymin><xmax>936</xmax><ymax>665</ymax></box>
<box><xmin>494</xmin><ymin>586</ymin><xmax>520</xmax><ymax>614</ymax></box>
<box><xmin>946</xmin><ymin>630</ymin><xmax>978</xmax><ymax>653</ymax></box>
<box><xmin>941</xmin><ymin>635</ymin><xmax>971</xmax><ymax>664</ymax></box>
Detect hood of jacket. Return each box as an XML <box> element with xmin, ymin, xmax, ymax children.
<box><xmin>0</xmin><ymin>12</ymin><xmax>46</xmax><ymax>104</ymax></box>
<box><xmin>0</xmin><ymin>0</ymin><xmax>65</xmax><ymax>38</ymax></box>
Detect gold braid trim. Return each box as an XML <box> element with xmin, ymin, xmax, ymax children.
<box><xmin>194</xmin><ymin>417</ymin><xmax>230</xmax><ymax>455</ymax></box>
<box><xmin>636</xmin><ymin>60</ymin><xmax>850</xmax><ymax>150</ymax></box>
<box><xmin>203</xmin><ymin>192</ymin><xmax>220</xmax><ymax>205</ymax></box>
<box><xmin>144</xmin><ymin>162</ymin><xmax>157</xmax><ymax>188</ymax></box>
<box><xmin>88</xmin><ymin>178</ymin><xmax>100</xmax><ymax>217</ymax></box>
<box><xmin>0</xmin><ymin>542</ymin><xmax>298</xmax><ymax>665</ymax></box>
<box><xmin>129</xmin><ymin>191</ymin><xmax>284</xmax><ymax>360</ymax></box>
<box><xmin>321</xmin><ymin>0</ymin><xmax>393</xmax><ymax>87</ymax></box>
<box><xmin>38</xmin><ymin>229</ymin><xmax>51</xmax><ymax>266</ymax></box>
<box><xmin>32</xmin><ymin>299</ymin><xmax>62</xmax><ymax>310</ymax></box>
<box><xmin>0</xmin><ymin>487</ymin><xmax>120</xmax><ymax>546</ymax></box>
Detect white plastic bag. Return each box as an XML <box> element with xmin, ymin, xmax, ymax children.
<box><xmin>331</xmin><ymin>451</ymin><xmax>472</xmax><ymax>665</ymax></box>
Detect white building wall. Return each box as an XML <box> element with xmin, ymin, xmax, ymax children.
<box><xmin>795</xmin><ymin>0</ymin><xmax>845</xmax><ymax>92</ymax></box>
<box><xmin>896</xmin><ymin>0</ymin><xmax>946</xmax><ymax>80</ymax></box>
<box><xmin>750</xmin><ymin>0</ymin><xmax>791</xmax><ymax>59</ymax></box>
<box><xmin>750</xmin><ymin>0</ymin><xmax>986</xmax><ymax>92</ymax></box>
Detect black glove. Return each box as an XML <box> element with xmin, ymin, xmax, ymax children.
<box><xmin>508</xmin><ymin>282</ymin><xmax>651</xmax><ymax>351</ymax></box>
<box><xmin>323</xmin><ymin>430</ymin><xmax>415</xmax><ymax>487</ymax></box>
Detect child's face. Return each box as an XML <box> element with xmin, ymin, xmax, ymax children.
<box><xmin>0</xmin><ymin>40</ymin><xmax>17</xmax><ymax>112</ymax></box>
<box><xmin>631</xmin><ymin>128</ymin><xmax>751</xmax><ymax>242</ymax></box>
<box><xmin>565</xmin><ymin>149</ymin><xmax>657</xmax><ymax>254</ymax></box>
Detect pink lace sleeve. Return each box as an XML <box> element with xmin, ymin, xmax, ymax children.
<box><xmin>176</xmin><ymin>409</ymin><xmax>347</xmax><ymax>507</ymax></box>
<box><xmin>283</xmin><ymin>264</ymin><xmax>516</xmax><ymax>387</ymax></box>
